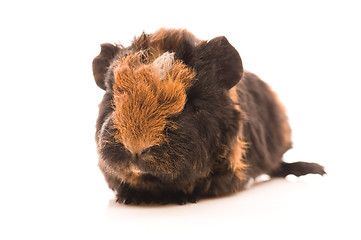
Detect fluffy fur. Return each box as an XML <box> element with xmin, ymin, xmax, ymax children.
<box><xmin>92</xmin><ymin>28</ymin><xmax>325</xmax><ymax>205</ymax></box>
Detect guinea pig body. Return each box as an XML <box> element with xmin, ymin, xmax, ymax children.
<box><xmin>93</xmin><ymin>28</ymin><xmax>325</xmax><ymax>205</ymax></box>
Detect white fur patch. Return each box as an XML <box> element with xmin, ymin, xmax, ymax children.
<box><xmin>152</xmin><ymin>52</ymin><xmax>175</xmax><ymax>79</ymax></box>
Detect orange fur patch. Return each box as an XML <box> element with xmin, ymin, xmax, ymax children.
<box><xmin>228</xmin><ymin>86</ymin><xmax>248</xmax><ymax>180</ymax></box>
<box><xmin>112</xmin><ymin>52</ymin><xmax>195</xmax><ymax>155</ymax></box>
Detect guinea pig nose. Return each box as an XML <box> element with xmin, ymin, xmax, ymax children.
<box><xmin>133</xmin><ymin>147</ymin><xmax>151</xmax><ymax>159</ymax></box>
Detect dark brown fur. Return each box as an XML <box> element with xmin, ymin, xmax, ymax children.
<box><xmin>92</xmin><ymin>28</ymin><xmax>325</xmax><ymax>205</ymax></box>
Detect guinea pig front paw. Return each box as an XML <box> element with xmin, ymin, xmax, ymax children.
<box><xmin>116</xmin><ymin>189</ymin><xmax>151</xmax><ymax>205</ymax></box>
<box><xmin>187</xmin><ymin>194</ymin><xmax>200</xmax><ymax>204</ymax></box>
<box><xmin>115</xmin><ymin>184</ymin><xmax>151</xmax><ymax>205</ymax></box>
<box><xmin>115</xmin><ymin>189</ymin><xmax>137</xmax><ymax>205</ymax></box>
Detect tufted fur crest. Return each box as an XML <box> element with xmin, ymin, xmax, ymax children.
<box><xmin>112</xmin><ymin>51</ymin><xmax>195</xmax><ymax>155</ymax></box>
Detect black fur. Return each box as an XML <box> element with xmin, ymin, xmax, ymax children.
<box><xmin>92</xmin><ymin>29</ymin><xmax>325</xmax><ymax>205</ymax></box>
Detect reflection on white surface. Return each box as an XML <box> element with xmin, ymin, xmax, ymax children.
<box><xmin>1</xmin><ymin>0</ymin><xmax>360</xmax><ymax>239</ymax></box>
<box><xmin>102</xmin><ymin>175</ymin><xmax>356</xmax><ymax>239</ymax></box>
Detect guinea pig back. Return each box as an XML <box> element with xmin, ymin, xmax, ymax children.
<box><xmin>92</xmin><ymin>28</ymin><xmax>326</xmax><ymax>205</ymax></box>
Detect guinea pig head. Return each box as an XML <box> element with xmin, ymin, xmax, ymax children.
<box><xmin>112</xmin><ymin>51</ymin><xmax>195</xmax><ymax>156</ymax></box>
<box><xmin>94</xmin><ymin>31</ymin><xmax>244</xmax><ymax>191</ymax></box>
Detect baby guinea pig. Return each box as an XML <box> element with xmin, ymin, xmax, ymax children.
<box><xmin>92</xmin><ymin>28</ymin><xmax>326</xmax><ymax>205</ymax></box>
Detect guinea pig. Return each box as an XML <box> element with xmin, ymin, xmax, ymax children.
<box><xmin>92</xmin><ymin>28</ymin><xmax>326</xmax><ymax>205</ymax></box>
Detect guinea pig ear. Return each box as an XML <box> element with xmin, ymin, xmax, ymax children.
<box><xmin>92</xmin><ymin>43</ymin><xmax>120</xmax><ymax>90</ymax></box>
<box><xmin>194</xmin><ymin>36</ymin><xmax>243</xmax><ymax>89</ymax></box>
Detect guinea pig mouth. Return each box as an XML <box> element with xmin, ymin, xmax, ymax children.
<box><xmin>141</xmin><ymin>173</ymin><xmax>161</xmax><ymax>183</ymax></box>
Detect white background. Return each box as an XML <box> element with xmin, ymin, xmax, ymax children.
<box><xmin>1</xmin><ymin>0</ymin><xmax>360</xmax><ymax>239</ymax></box>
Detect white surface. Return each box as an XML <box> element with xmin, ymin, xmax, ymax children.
<box><xmin>1</xmin><ymin>1</ymin><xmax>360</xmax><ymax>239</ymax></box>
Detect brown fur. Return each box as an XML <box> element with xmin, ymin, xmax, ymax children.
<box><xmin>112</xmin><ymin>52</ymin><xmax>195</xmax><ymax>155</ymax></box>
<box><xmin>228</xmin><ymin>86</ymin><xmax>248</xmax><ymax>180</ymax></box>
<box><xmin>92</xmin><ymin>28</ymin><xmax>325</xmax><ymax>205</ymax></box>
